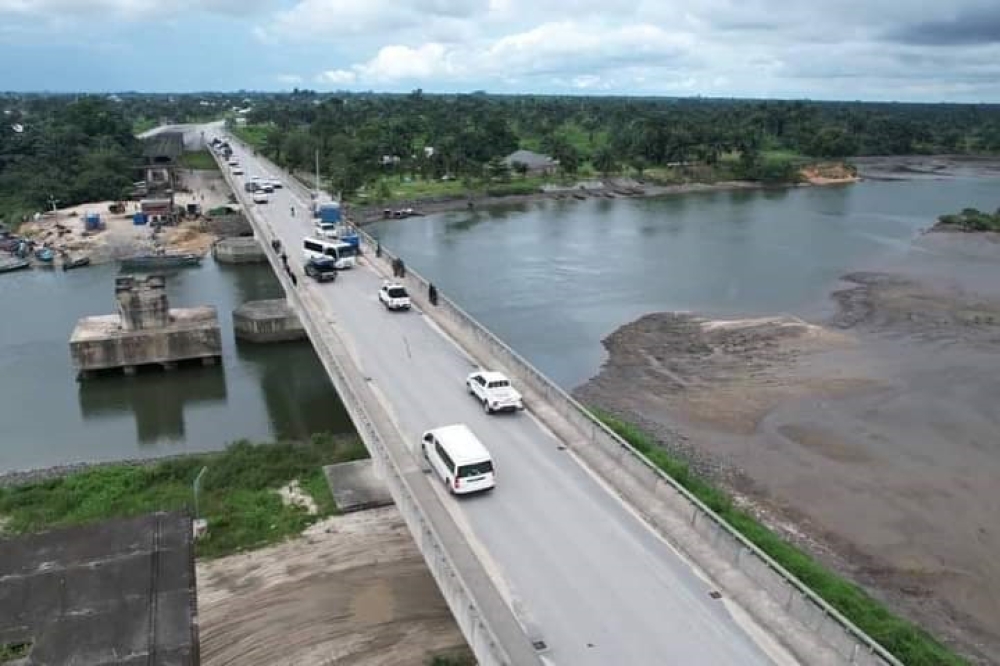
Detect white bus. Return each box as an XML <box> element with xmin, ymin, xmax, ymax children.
<box><xmin>302</xmin><ymin>237</ymin><xmax>356</xmax><ymax>270</ymax></box>
<box><xmin>421</xmin><ymin>424</ymin><xmax>496</xmax><ymax>495</ymax></box>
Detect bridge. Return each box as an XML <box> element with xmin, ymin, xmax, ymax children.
<box><xmin>204</xmin><ymin>125</ymin><xmax>900</xmax><ymax>666</ymax></box>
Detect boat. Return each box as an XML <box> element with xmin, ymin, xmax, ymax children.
<box><xmin>34</xmin><ymin>247</ymin><xmax>55</xmax><ymax>262</ymax></box>
<box><xmin>62</xmin><ymin>256</ymin><xmax>91</xmax><ymax>271</ymax></box>
<box><xmin>0</xmin><ymin>257</ymin><xmax>30</xmax><ymax>273</ymax></box>
<box><xmin>119</xmin><ymin>251</ymin><xmax>203</xmax><ymax>270</ymax></box>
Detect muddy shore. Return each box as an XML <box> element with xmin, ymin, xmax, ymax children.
<box><xmin>353</xmin><ymin>168</ymin><xmax>857</xmax><ymax>224</ymax></box>
<box><xmin>575</xmin><ymin>231</ymin><xmax>1000</xmax><ymax>664</ymax></box>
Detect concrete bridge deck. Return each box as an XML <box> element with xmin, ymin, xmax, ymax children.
<box><xmin>207</xmin><ymin>125</ymin><xmax>900</xmax><ymax>666</ymax></box>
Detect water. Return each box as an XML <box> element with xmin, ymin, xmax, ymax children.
<box><xmin>370</xmin><ymin>177</ymin><xmax>999</xmax><ymax>388</ymax></box>
<box><xmin>3</xmin><ymin>176</ymin><xmax>995</xmax><ymax>471</ymax></box>
<box><xmin>0</xmin><ymin>260</ymin><xmax>352</xmax><ymax>472</ymax></box>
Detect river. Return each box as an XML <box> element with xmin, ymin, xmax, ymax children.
<box><xmin>0</xmin><ymin>259</ymin><xmax>352</xmax><ymax>472</ymax></box>
<box><xmin>369</xmin><ymin>175</ymin><xmax>999</xmax><ymax>388</ymax></box>
<box><xmin>2</xmin><ymin>172</ymin><xmax>996</xmax><ymax>472</ymax></box>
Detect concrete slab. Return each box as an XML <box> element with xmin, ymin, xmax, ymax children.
<box><xmin>0</xmin><ymin>512</ymin><xmax>199</xmax><ymax>666</ymax></box>
<box><xmin>323</xmin><ymin>459</ymin><xmax>394</xmax><ymax>513</ymax></box>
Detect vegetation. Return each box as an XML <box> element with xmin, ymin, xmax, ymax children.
<box><xmin>0</xmin><ymin>434</ymin><xmax>368</xmax><ymax>558</ymax></box>
<box><xmin>0</xmin><ymin>642</ymin><xmax>32</xmax><ymax>662</ymax></box>
<box><xmin>228</xmin><ymin>91</ymin><xmax>1000</xmax><ymax>202</ymax></box>
<box><xmin>0</xmin><ymin>97</ymin><xmax>143</xmax><ymax>227</ymax></box>
<box><xmin>178</xmin><ymin>149</ymin><xmax>220</xmax><ymax>171</ymax></box>
<box><xmin>592</xmin><ymin>410</ymin><xmax>966</xmax><ymax>666</ymax></box>
<box><xmin>937</xmin><ymin>207</ymin><xmax>1000</xmax><ymax>231</ymax></box>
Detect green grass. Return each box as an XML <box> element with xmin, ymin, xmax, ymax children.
<box><xmin>232</xmin><ymin>124</ymin><xmax>271</xmax><ymax>150</ymax></box>
<box><xmin>179</xmin><ymin>149</ymin><xmax>220</xmax><ymax>171</ymax></box>
<box><xmin>0</xmin><ymin>434</ymin><xmax>368</xmax><ymax>558</ymax></box>
<box><xmin>132</xmin><ymin>117</ymin><xmax>159</xmax><ymax>135</ymax></box>
<box><xmin>0</xmin><ymin>641</ymin><xmax>32</xmax><ymax>662</ymax></box>
<box><xmin>937</xmin><ymin>208</ymin><xmax>1000</xmax><ymax>232</ymax></box>
<box><xmin>591</xmin><ymin>410</ymin><xmax>967</xmax><ymax>666</ymax></box>
<box><xmin>363</xmin><ymin>174</ymin><xmax>552</xmax><ymax>205</ymax></box>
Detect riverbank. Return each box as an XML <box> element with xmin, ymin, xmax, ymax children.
<box><xmin>575</xmin><ymin>231</ymin><xmax>1000</xmax><ymax>664</ymax></box>
<box><xmin>352</xmin><ymin>170</ymin><xmax>858</xmax><ymax>225</ymax></box>
<box><xmin>0</xmin><ymin>433</ymin><xmax>367</xmax><ymax>557</ymax></box>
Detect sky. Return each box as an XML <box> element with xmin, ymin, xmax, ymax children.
<box><xmin>1</xmin><ymin>0</ymin><xmax>1000</xmax><ymax>101</ymax></box>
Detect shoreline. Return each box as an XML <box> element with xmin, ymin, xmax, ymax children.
<box><xmin>352</xmin><ymin>175</ymin><xmax>858</xmax><ymax>224</ymax></box>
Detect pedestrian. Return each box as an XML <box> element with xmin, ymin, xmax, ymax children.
<box><xmin>428</xmin><ymin>283</ymin><xmax>438</xmax><ymax>306</ymax></box>
<box><xmin>281</xmin><ymin>251</ymin><xmax>288</xmax><ymax>267</ymax></box>
<box><xmin>290</xmin><ymin>271</ymin><xmax>298</xmax><ymax>287</ymax></box>
<box><xmin>398</xmin><ymin>258</ymin><xmax>406</xmax><ymax>278</ymax></box>
<box><xmin>290</xmin><ymin>205</ymin><xmax>296</xmax><ymax>217</ymax></box>
<box><xmin>391</xmin><ymin>257</ymin><xmax>400</xmax><ymax>277</ymax></box>
<box><xmin>375</xmin><ymin>240</ymin><xmax>382</xmax><ymax>258</ymax></box>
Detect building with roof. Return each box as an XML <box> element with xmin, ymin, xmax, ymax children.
<box><xmin>502</xmin><ymin>149</ymin><xmax>558</xmax><ymax>175</ymax></box>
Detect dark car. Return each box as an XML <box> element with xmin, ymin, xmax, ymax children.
<box><xmin>305</xmin><ymin>257</ymin><xmax>338</xmax><ymax>282</ymax></box>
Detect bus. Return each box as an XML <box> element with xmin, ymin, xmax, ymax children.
<box><xmin>302</xmin><ymin>237</ymin><xmax>356</xmax><ymax>270</ymax></box>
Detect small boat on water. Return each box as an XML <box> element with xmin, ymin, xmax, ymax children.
<box><xmin>0</xmin><ymin>256</ymin><xmax>30</xmax><ymax>273</ymax></box>
<box><xmin>62</xmin><ymin>256</ymin><xmax>91</xmax><ymax>271</ymax></box>
<box><xmin>120</xmin><ymin>251</ymin><xmax>203</xmax><ymax>270</ymax></box>
<box><xmin>34</xmin><ymin>247</ymin><xmax>55</xmax><ymax>262</ymax></box>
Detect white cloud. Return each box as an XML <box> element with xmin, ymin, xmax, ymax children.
<box><xmin>0</xmin><ymin>0</ymin><xmax>274</xmax><ymax>17</ymax></box>
<box><xmin>276</xmin><ymin>73</ymin><xmax>304</xmax><ymax>85</ymax></box>
<box><xmin>315</xmin><ymin>21</ymin><xmax>695</xmax><ymax>87</ymax></box>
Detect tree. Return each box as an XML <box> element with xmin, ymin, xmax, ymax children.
<box><xmin>593</xmin><ymin>146</ymin><xmax>617</xmax><ymax>177</ymax></box>
<box><xmin>486</xmin><ymin>156</ymin><xmax>511</xmax><ymax>182</ymax></box>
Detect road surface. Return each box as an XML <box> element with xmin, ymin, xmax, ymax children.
<box><xmin>219</xmin><ymin>136</ymin><xmax>794</xmax><ymax>666</ymax></box>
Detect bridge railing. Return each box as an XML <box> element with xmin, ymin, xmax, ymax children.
<box><xmin>212</xmin><ymin>144</ymin><xmax>543</xmax><ymax>666</ymax></box>
<box><xmin>356</xmin><ymin>228</ymin><xmax>903</xmax><ymax>666</ymax></box>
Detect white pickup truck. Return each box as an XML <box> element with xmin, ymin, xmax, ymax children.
<box><xmin>466</xmin><ymin>370</ymin><xmax>524</xmax><ymax>413</ymax></box>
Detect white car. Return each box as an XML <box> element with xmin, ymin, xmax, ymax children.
<box><xmin>259</xmin><ymin>182</ymin><xmax>274</xmax><ymax>193</ymax></box>
<box><xmin>466</xmin><ymin>371</ymin><xmax>524</xmax><ymax>413</ymax></box>
<box><xmin>378</xmin><ymin>282</ymin><xmax>411</xmax><ymax>310</ymax></box>
<box><xmin>252</xmin><ymin>190</ymin><xmax>268</xmax><ymax>204</ymax></box>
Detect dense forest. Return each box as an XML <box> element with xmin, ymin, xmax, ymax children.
<box><xmin>0</xmin><ymin>96</ymin><xmax>142</xmax><ymax>225</ymax></box>
<box><xmin>233</xmin><ymin>91</ymin><xmax>1000</xmax><ymax>198</ymax></box>
<box><xmin>3</xmin><ymin>91</ymin><xmax>1000</xmax><ymax>223</ymax></box>
<box><xmin>0</xmin><ymin>93</ymin><xmax>234</xmax><ymax>226</ymax></box>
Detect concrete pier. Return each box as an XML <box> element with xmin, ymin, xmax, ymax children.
<box><xmin>233</xmin><ymin>299</ymin><xmax>306</xmax><ymax>343</ymax></box>
<box><xmin>70</xmin><ymin>275</ymin><xmax>222</xmax><ymax>379</ymax></box>
<box><xmin>212</xmin><ymin>237</ymin><xmax>266</xmax><ymax>264</ymax></box>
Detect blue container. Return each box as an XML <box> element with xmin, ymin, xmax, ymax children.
<box><xmin>84</xmin><ymin>213</ymin><xmax>102</xmax><ymax>231</ymax></box>
<box><xmin>319</xmin><ymin>203</ymin><xmax>341</xmax><ymax>224</ymax></box>
<box><xmin>133</xmin><ymin>212</ymin><xmax>148</xmax><ymax>226</ymax></box>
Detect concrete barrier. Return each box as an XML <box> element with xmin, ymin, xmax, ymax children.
<box><xmin>357</xmin><ymin>230</ymin><xmax>903</xmax><ymax>666</ymax></box>
<box><xmin>212</xmin><ymin>147</ymin><xmax>542</xmax><ymax>666</ymax></box>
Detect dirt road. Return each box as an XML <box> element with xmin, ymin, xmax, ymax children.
<box><xmin>197</xmin><ymin>508</ymin><xmax>469</xmax><ymax>666</ymax></box>
<box><xmin>576</xmin><ymin>232</ymin><xmax>1000</xmax><ymax>664</ymax></box>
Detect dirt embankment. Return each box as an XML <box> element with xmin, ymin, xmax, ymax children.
<box><xmin>197</xmin><ymin>507</ymin><xmax>469</xmax><ymax>666</ymax></box>
<box><xmin>799</xmin><ymin>162</ymin><xmax>859</xmax><ymax>185</ymax></box>
<box><xmin>353</xmin><ymin>174</ymin><xmax>857</xmax><ymax>225</ymax></box>
<box><xmin>575</xmin><ymin>236</ymin><xmax>1000</xmax><ymax>665</ymax></box>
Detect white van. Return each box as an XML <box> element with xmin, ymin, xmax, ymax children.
<box><xmin>421</xmin><ymin>424</ymin><xmax>495</xmax><ymax>495</ymax></box>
